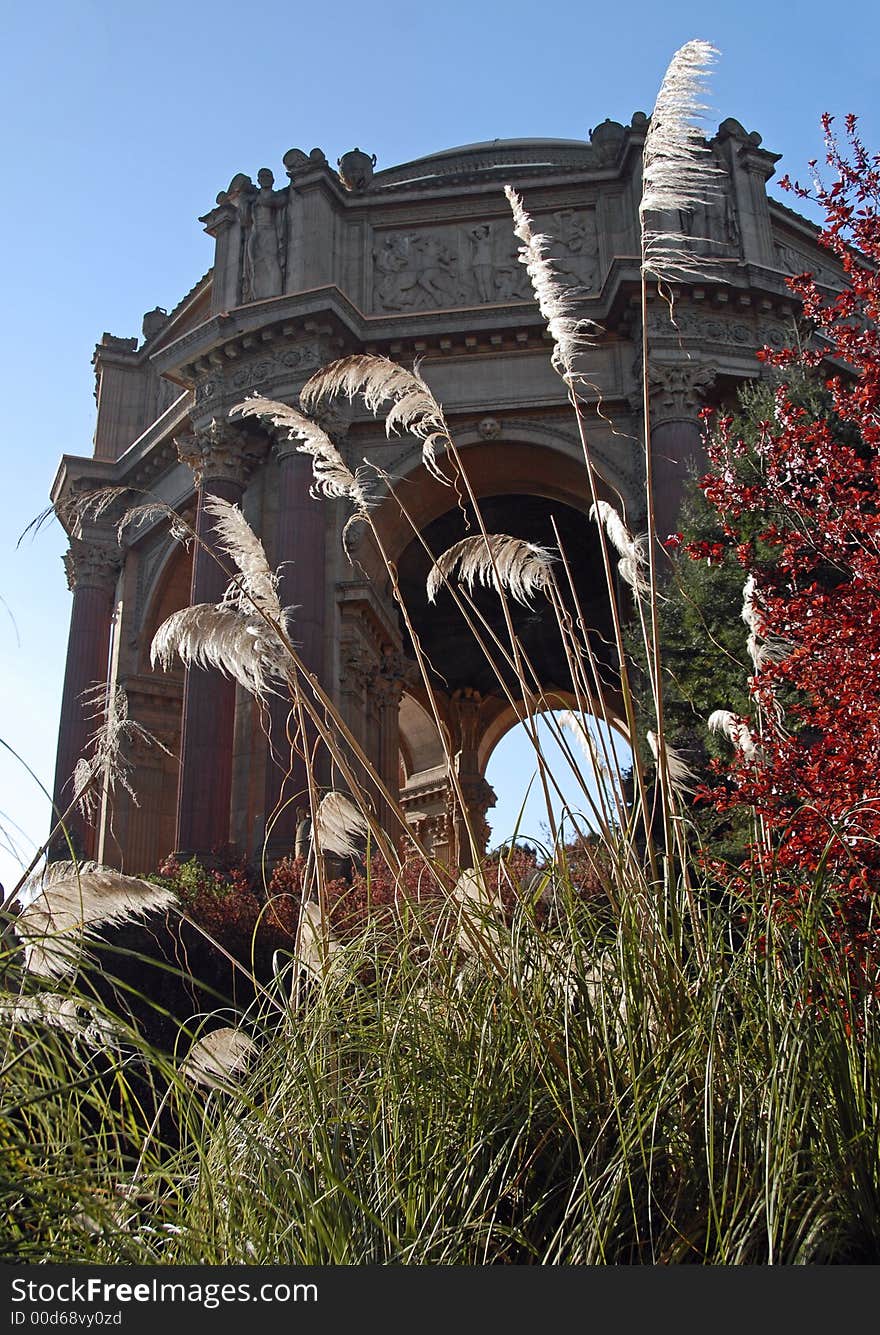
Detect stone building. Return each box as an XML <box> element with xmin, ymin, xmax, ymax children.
<box><xmin>50</xmin><ymin>119</ymin><xmax>838</xmax><ymax>874</ymax></box>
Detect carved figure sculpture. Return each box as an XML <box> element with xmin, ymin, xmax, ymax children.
<box><xmin>553</xmin><ymin>208</ymin><xmax>600</xmax><ymax>292</ymax></box>
<box><xmin>412</xmin><ymin>234</ymin><xmax>459</xmax><ymax>306</ymax></box>
<box><xmin>245</xmin><ymin>168</ymin><xmax>286</xmax><ymax>301</ymax></box>
<box><xmin>468</xmin><ymin>224</ymin><xmax>495</xmax><ymax>303</ymax></box>
<box><xmin>374</xmin><ymin>232</ymin><xmax>419</xmax><ymax>308</ymax></box>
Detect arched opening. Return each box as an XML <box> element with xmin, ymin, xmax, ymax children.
<box><xmin>391</xmin><ymin>489</ymin><xmax>625</xmax><ymax>865</ymax></box>
<box><xmin>395</xmin><ymin>493</ymin><xmax>617</xmax><ymax>700</ymax></box>
<box><xmin>484</xmin><ymin>708</ymin><xmax>632</xmax><ymax>853</ymax></box>
<box><xmin>105</xmin><ymin>539</ymin><xmax>193</xmax><ymax>873</ymax></box>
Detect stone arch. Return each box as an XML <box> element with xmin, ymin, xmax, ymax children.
<box><xmin>363</xmin><ymin>427</ymin><xmax>628</xmax><ymax>572</ymax></box>
<box><xmin>103</xmin><ymin>535</ymin><xmax>193</xmax><ymax>874</ymax></box>
<box><xmin>363</xmin><ymin>429</ymin><xmax>624</xmax><ymax>864</ymax></box>
<box><xmin>138</xmin><ymin>537</ymin><xmax>194</xmax><ymax>675</ymax></box>
<box><xmin>479</xmin><ymin>693</ymin><xmax>630</xmax><ymax>776</ymax></box>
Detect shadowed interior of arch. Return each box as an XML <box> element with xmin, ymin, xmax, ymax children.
<box><xmin>395</xmin><ymin>493</ymin><xmax>617</xmax><ymax>699</ymax></box>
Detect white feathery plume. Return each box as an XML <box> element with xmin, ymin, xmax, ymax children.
<box><xmin>741</xmin><ymin>574</ymin><xmax>789</xmax><ymax>670</ymax></box>
<box><xmin>14</xmin><ymin>861</ymin><xmax>176</xmax><ymax>978</ymax></box>
<box><xmin>314</xmin><ymin>790</ymin><xmax>368</xmax><ymax>859</ymax></box>
<box><xmin>647</xmin><ymin>729</ymin><xmax>697</xmax><ymax>796</ymax></box>
<box><xmin>708</xmin><ymin>709</ymin><xmax>757</xmax><ymax>760</ymax></box>
<box><xmin>229</xmin><ymin>397</ymin><xmax>370</xmax><ymax>509</ymax></box>
<box><xmin>204</xmin><ymin>495</ymin><xmax>282</xmax><ymax>619</ymax></box>
<box><xmin>504</xmin><ymin>186</ymin><xmax>602</xmax><ymax>383</ymax></box>
<box><xmin>150</xmin><ymin>497</ymin><xmax>293</xmax><ymax>701</ymax></box>
<box><xmin>0</xmin><ymin>992</ymin><xmax>82</xmax><ymax>1034</ymax></box>
<box><xmin>72</xmin><ymin>684</ymin><xmax>170</xmax><ymax>824</ymax></box>
<box><xmin>63</xmin><ymin>485</ymin><xmax>132</xmax><ymax>530</ymax></box>
<box><xmin>559</xmin><ymin>710</ymin><xmax>609</xmax><ymax>780</ymax></box>
<box><xmin>453</xmin><ymin>867</ymin><xmax>506</xmax><ymax>957</ymax></box>
<box><xmin>181</xmin><ymin>1027</ymin><xmax>257</xmax><ymax>1092</ymax></box>
<box><xmin>300</xmin><ymin>355</ymin><xmax>454</xmax><ymax>483</ymax></box>
<box><xmin>294</xmin><ymin>901</ymin><xmax>343</xmax><ymax>981</ymax></box>
<box><xmin>640</xmin><ymin>40</ymin><xmax>726</xmax><ymax>282</ymax></box>
<box><xmin>0</xmin><ymin>992</ymin><xmax>123</xmax><ymax>1051</ymax></box>
<box><xmin>426</xmin><ymin>534</ymin><xmax>556</xmax><ymax>607</ymax></box>
<box><xmin>117</xmin><ymin>501</ymin><xmax>173</xmax><ymax>541</ymax></box>
<box><xmin>117</xmin><ymin>501</ymin><xmax>194</xmax><ymax>549</ymax></box>
<box><xmin>151</xmin><ymin>603</ymin><xmax>290</xmax><ymax>701</ymax></box>
<box><xmin>741</xmin><ymin>572</ymin><xmax>758</xmax><ymax>632</ymax></box>
<box><xmin>590</xmin><ymin>500</ymin><xmax>649</xmax><ymax>596</ymax></box>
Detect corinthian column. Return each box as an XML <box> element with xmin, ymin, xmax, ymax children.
<box><xmin>263</xmin><ymin>433</ymin><xmax>328</xmax><ymax>860</ymax></box>
<box><xmin>647</xmin><ymin>362</ymin><xmax>717</xmax><ymax>542</ymax></box>
<box><xmin>174</xmin><ymin>422</ymin><xmax>253</xmax><ymax>860</ymax></box>
<box><xmin>51</xmin><ymin>535</ymin><xmax>121</xmax><ymax>860</ymax></box>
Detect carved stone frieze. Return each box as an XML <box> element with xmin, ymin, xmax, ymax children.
<box><xmin>370</xmin><ymin>205</ymin><xmax>608</xmax><ymax>313</ymax></box>
<box><xmin>194</xmin><ymin>342</ymin><xmax>328</xmax><ymax>408</ymax></box>
<box><xmin>63</xmin><ymin>537</ymin><xmax>122</xmax><ymax>593</ymax></box>
<box><xmin>646</xmin><ymin>307</ymin><xmax>789</xmax><ymax>351</ymax></box>
<box><xmin>372</xmin><ymin>212</ymin><xmax>592</xmax><ymax>311</ymax></box>
<box><xmin>774</xmin><ymin>240</ymin><xmax>840</xmax><ymax>288</ymax></box>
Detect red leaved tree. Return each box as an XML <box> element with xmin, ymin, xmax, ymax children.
<box><xmin>691</xmin><ymin>116</ymin><xmax>880</xmax><ymax>968</ymax></box>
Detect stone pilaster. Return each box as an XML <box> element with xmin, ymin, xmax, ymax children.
<box><xmin>173</xmin><ymin>422</ymin><xmax>253</xmax><ymax>860</ymax></box>
<box><xmin>715</xmin><ymin>119</ymin><xmax>781</xmax><ymax>271</ymax></box>
<box><xmin>200</xmin><ymin>196</ymin><xmax>247</xmax><ymax>316</ymax></box>
<box><xmin>50</xmin><ymin>535</ymin><xmax>122</xmax><ymax>860</ymax></box>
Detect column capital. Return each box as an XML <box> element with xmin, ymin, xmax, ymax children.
<box><xmin>647</xmin><ymin>361</ymin><xmax>717</xmax><ymax>426</ymax></box>
<box><xmin>175</xmin><ymin>419</ymin><xmax>263</xmax><ymax>487</ymax></box>
<box><xmin>63</xmin><ymin>536</ymin><xmax>122</xmax><ymax>594</ymax></box>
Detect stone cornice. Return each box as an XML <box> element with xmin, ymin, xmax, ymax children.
<box><xmin>153</xmin><ymin>256</ymin><xmax>812</xmax><ymax>400</ymax></box>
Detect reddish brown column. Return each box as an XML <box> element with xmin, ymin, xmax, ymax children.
<box><xmin>263</xmin><ymin>440</ymin><xmax>327</xmax><ymax>860</ymax></box>
<box><xmin>174</xmin><ymin>426</ymin><xmax>248</xmax><ymax>860</ymax></box>
<box><xmin>50</xmin><ymin>537</ymin><xmax>121</xmax><ymax>860</ymax></box>
<box><xmin>647</xmin><ymin>362</ymin><xmax>716</xmax><ymax>544</ymax></box>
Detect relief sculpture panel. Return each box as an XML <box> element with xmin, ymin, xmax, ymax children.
<box><xmin>371</xmin><ymin>207</ymin><xmax>602</xmax><ymax>312</ymax></box>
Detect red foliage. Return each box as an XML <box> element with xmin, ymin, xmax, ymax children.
<box><xmin>156</xmin><ymin>852</ymin><xmax>300</xmax><ymax>963</ymax></box>
<box><xmin>689</xmin><ymin>118</ymin><xmax>880</xmax><ymax>969</ymax></box>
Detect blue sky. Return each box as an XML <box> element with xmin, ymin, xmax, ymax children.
<box><xmin>1</xmin><ymin>0</ymin><xmax>878</xmax><ymax>890</ymax></box>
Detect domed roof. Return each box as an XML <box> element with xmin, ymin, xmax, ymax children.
<box><xmin>373</xmin><ymin>127</ymin><xmax>641</xmax><ymax>188</ymax></box>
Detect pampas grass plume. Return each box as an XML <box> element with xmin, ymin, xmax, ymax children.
<box><xmin>427</xmin><ymin>534</ymin><xmax>555</xmax><ymax>607</ymax></box>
